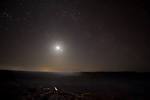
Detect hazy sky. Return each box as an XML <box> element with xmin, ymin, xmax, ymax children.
<box><xmin>0</xmin><ymin>0</ymin><xmax>149</xmax><ymax>72</ymax></box>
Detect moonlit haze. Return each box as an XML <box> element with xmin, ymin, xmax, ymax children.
<box><xmin>0</xmin><ymin>0</ymin><xmax>149</xmax><ymax>72</ymax></box>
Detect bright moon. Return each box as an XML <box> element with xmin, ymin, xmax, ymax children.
<box><xmin>54</xmin><ymin>45</ymin><xmax>63</xmax><ymax>52</ymax></box>
<box><xmin>56</xmin><ymin>46</ymin><xmax>60</xmax><ymax>50</ymax></box>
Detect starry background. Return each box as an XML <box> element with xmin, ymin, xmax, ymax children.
<box><xmin>0</xmin><ymin>0</ymin><xmax>149</xmax><ymax>71</ymax></box>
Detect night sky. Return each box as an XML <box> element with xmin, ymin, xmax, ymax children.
<box><xmin>0</xmin><ymin>0</ymin><xmax>149</xmax><ymax>72</ymax></box>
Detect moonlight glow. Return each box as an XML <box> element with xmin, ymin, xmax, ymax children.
<box><xmin>54</xmin><ymin>45</ymin><xmax>63</xmax><ymax>53</ymax></box>
<box><xmin>56</xmin><ymin>46</ymin><xmax>60</xmax><ymax>50</ymax></box>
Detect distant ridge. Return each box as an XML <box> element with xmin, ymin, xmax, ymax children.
<box><xmin>0</xmin><ymin>69</ymin><xmax>149</xmax><ymax>81</ymax></box>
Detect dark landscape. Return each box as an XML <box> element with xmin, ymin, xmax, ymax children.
<box><xmin>0</xmin><ymin>70</ymin><xmax>149</xmax><ymax>100</ymax></box>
